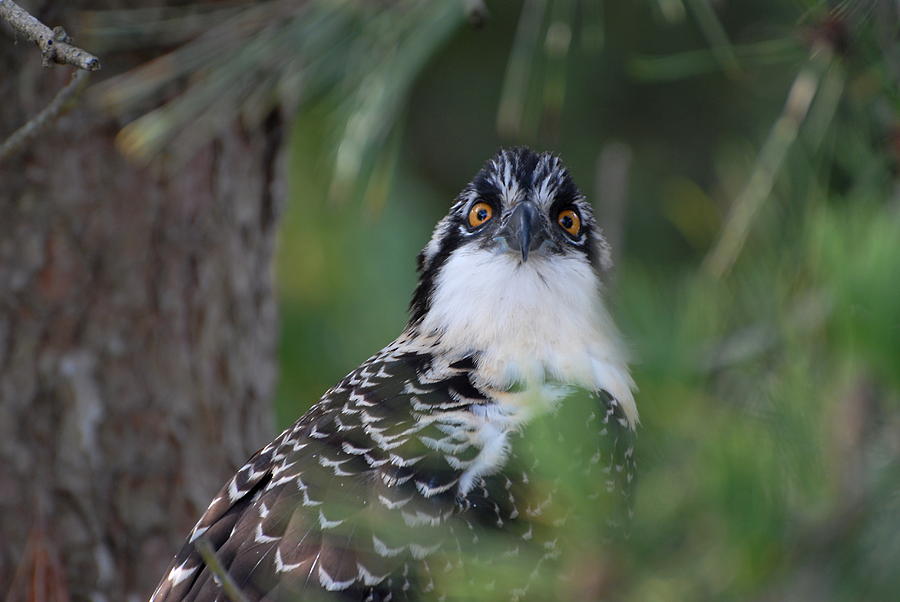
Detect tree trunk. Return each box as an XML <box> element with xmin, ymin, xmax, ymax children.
<box><xmin>0</xmin><ymin>4</ymin><xmax>282</xmax><ymax>600</ymax></box>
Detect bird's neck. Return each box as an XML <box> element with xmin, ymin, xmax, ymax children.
<box><xmin>406</xmin><ymin>249</ymin><xmax>638</xmax><ymax>427</ymax></box>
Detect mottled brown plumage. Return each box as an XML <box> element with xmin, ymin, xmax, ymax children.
<box><xmin>151</xmin><ymin>148</ymin><xmax>637</xmax><ymax>601</ymax></box>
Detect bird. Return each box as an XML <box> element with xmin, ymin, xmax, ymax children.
<box><xmin>150</xmin><ymin>147</ymin><xmax>638</xmax><ymax>602</ymax></box>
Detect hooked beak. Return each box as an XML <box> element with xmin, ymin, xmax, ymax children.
<box><xmin>500</xmin><ymin>201</ymin><xmax>546</xmax><ymax>262</ymax></box>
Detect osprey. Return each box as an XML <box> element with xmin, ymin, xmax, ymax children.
<box><xmin>150</xmin><ymin>148</ymin><xmax>637</xmax><ymax>601</ymax></box>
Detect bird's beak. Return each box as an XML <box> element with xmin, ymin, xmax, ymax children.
<box><xmin>500</xmin><ymin>201</ymin><xmax>546</xmax><ymax>262</ymax></box>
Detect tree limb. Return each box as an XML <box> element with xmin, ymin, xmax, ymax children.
<box><xmin>702</xmin><ymin>43</ymin><xmax>831</xmax><ymax>277</ymax></box>
<box><xmin>0</xmin><ymin>68</ymin><xmax>89</xmax><ymax>162</ymax></box>
<box><xmin>0</xmin><ymin>0</ymin><xmax>100</xmax><ymax>71</ymax></box>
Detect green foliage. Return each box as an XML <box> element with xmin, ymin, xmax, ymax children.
<box><xmin>94</xmin><ymin>0</ymin><xmax>900</xmax><ymax>598</ymax></box>
<box><xmin>88</xmin><ymin>0</ymin><xmax>466</xmax><ymax>183</ymax></box>
<box><xmin>271</xmin><ymin>1</ymin><xmax>899</xmax><ymax>599</ymax></box>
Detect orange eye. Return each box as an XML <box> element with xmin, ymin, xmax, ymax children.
<box><xmin>467</xmin><ymin>202</ymin><xmax>494</xmax><ymax>228</ymax></box>
<box><xmin>557</xmin><ymin>209</ymin><xmax>581</xmax><ymax>236</ymax></box>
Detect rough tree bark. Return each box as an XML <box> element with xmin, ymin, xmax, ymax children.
<box><xmin>0</xmin><ymin>3</ymin><xmax>282</xmax><ymax>600</ymax></box>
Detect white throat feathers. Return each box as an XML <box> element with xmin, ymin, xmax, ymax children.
<box><xmin>416</xmin><ymin>244</ymin><xmax>637</xmax><ymax>427</ymax></box>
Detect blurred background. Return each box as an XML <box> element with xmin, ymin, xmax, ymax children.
<box><xmin>273</xmin><ymin>4</ymin><xmax>900</xmax><ymax>597</ymax></box>
<box><xmin>2</xmin><ymin>0</ymin><xmax>899</xmax><ymax>600</ymax></box>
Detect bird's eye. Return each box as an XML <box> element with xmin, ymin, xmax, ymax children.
<box><xmin>467</xmin><ymin>202</ymin><xmax>494</xmax><ymax>228</ymax></box>
<box><xmin>557</xmin><ymin>209</ymin><xmax>581</xmax><ymax>237</ymax></box>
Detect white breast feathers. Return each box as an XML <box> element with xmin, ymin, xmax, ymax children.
<box><xmin>418</xmin><ymin>245</ymin><xmax>638</xmax><ymax>428</ymax></box>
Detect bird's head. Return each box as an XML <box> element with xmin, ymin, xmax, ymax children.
<box><xmin>410</xmin><ymin>147</ymin><xmax>611</xmax><ymax>325</ymax></box>
<box><xmin>408</xmin><ymin>147</ymin><xmax>635</xmax><ymax>423</ymax></box>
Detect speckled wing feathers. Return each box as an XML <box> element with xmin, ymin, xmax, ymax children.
<box><xmin>152</xmin><ymin>340</ymin><xmax>478</xmax><ymax>601</ymax></box>
<box><xmin>150</xmin><ymin>337</ymin><xmax>634</xmax><ymax>601</ymax></box>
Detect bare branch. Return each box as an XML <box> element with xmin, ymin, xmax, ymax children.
<box><xmin>702</xmin><ymin>43</ymin><xmax>833</xmax><ymax>277</ymax></box>
<box><xmin>0</xmin><ymin>69</ymin><xmax>89</xmax><ymax>163</ymax></box>
<box><xmin>193</xmin><ymin>538</ymin><xmax>250</xmax><ymax>602</ymax></box>
<box><xmin>0</xmin><ymin>0</ymin><xmax>100</xmax><ymax>71</ymax></box>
